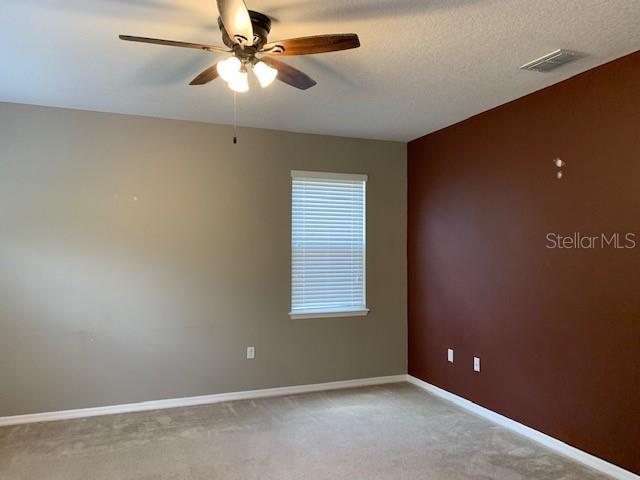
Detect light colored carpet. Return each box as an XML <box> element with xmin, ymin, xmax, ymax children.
<box><xmin>0</xmin><ymin>383</ymin><xmax>609</xmax><ymax>479</ymax></box>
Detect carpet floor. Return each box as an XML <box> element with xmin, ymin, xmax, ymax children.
<box><xmin>0</xmin><ymin>383</ymin><xmax>609</xmax><ymax>479</ymax></box>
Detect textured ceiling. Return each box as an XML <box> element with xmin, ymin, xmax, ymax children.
<box><xmin>1</xmin><ymin>0</ymin><xmax>639</xmax><ymax>141</ymax></box>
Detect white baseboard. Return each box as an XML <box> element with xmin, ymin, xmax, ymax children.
<box><xmin>407</xmin><ymin>375</ymin><xmax>639</xmax><ymax>480</ymax></box>
<box><xmin>3</xmin><ymin>374</ymin><xmax>636</xmax><ymax>480</ymax></box>
<box><xmin>0</xmin><ymin>375</ymin><xmax>406</xmax><ymax>427</ymax></box>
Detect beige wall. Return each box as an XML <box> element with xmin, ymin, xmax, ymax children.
<box><xmin>0</xmin><ymin>102</ymin><xmax>407</xmax><ymax>416</ymax></box>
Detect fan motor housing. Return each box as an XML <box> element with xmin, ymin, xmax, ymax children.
<box><xmin>219</xmin><ymin>10</ymin><xmax>272</xmax><ymax>49</ymax></box>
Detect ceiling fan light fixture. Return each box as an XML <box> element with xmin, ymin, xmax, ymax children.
<box><xmin>253</xmin><ymin>61</ymin><xmax>278</xmax><ymax>88</ymax></box>
<box><xmin>228</xmin><ymin>69</ymin><xmax>249</xmax><ymax>93</ymax></box>
<box><xmin>120</xmin><ymin>2</ymin><xmax>361</xmax><ymax>93</ymax></box>
<box><xmin>217</xmin><ymin>56</ymin><xmax>242</xmax><ymax>82</ymax></box>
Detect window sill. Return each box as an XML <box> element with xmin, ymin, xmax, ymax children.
<box><xmin>289</xmin><ymin>309</ymin><xmax>370</xmax><ymax>320</ymax></box>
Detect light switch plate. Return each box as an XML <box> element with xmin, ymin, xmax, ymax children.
<box><xmin>473</xmin><ymin>357</ymin><xmax>481</xmax><ymax>372</ymax></box>
<box><xmin>447</xmin><ymin>349</ymin><xmax>454</xmax><ymax>363</ymax></box>
<box><xmin>247</xmin><ymin>346</ymin><xmax>255</xmax><ymax>360</ymax></box>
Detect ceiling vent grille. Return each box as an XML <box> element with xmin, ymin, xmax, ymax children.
<box><xmin>520</xmin><ymin>49</ymin><xmax>582</xmax><ymax>72</ymax></box>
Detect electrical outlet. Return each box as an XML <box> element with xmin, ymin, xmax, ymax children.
<box><xmin>246</xmin><ymin>346</ymin><xmax>255</xmax><ymax>360</ymax></box>
<box><xmin>447</xmin><ymin>348</ymin><xmax>454</xmax><ymax>363</ymax></box>
<box><xmin>473</xmin><ymin>357</ymin><xmax>481</xmax><ymax>372</ymax></box>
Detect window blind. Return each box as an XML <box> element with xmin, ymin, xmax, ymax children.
<box><xmin>291</xmin><ymin>171</ymin><xmax>368</xmax><ymax>317</ymax></box>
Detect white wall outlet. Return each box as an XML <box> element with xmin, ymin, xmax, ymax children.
<box><xmin>473</xmin><ymin>356</ymin><xmax>481</xmax><ymax>372</ymax></box>
<box><xmin>246</xmin><ymin>346</ymin><xmax>255</xmax><ymax>360</ymax></box>
<box><xmin>447</xmin><ymin>348</ymin><xmax>454</xmax><ymax>363</ymax></box>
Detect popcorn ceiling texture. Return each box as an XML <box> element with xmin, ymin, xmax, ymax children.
<box><xmin>0</xmin><ymin>0</ymin><xmax>639</xmax><ymax>140</ymax></box>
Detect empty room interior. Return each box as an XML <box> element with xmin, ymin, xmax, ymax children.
<box><xmin>1</xmin><ymin>1</ymin><xmax>639</xmax><ymax>479</ymax></box>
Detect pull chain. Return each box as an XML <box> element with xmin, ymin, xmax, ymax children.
<box><xmin>233</xmin><ymin>91</ymin><xmax>238</xmax><ymax>144</ymax></box>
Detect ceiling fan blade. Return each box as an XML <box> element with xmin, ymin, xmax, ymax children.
<box><xmin>260</xmin><ymin>57</ymin><xmax>316</xmax><ymax>90</ymax></box>
<box><xmin>189</xmin><ymin>65</ymin><xmax>219</xmax><ymax>85</ymax></box>
<box><xmin>262</xmin><ymin>34</ymin><xmax>360</xmax><ymax>56</ymax></box>
<box><xmin>119</xmin><ymin>35</ymin><xmax>228</xmax><ymax>53</ymax></box>
<box><xmin>216</xmin><ymin>0</ymin><xmax>254</xmax><ymax>45</ymax></box>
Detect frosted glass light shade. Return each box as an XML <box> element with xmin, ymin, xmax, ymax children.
<box><xmin>253</xmin><ymin>61</ymin><xmax>278</xmax><ymax>88</ymax></box>
<box><xmin>217</xmin><ymin>57</ymin><xmax>241</xmax><ymax>82</ymax></box>
<box><xmin>228</xmin><ymin>70</ymin><xmax>249</xmax><ymax>93</ymax></box>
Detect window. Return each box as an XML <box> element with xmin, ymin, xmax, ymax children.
<box><xmin>290</xmin><ymin>170</ymin><xmax>368</xmax><ymax>319</ymax></box>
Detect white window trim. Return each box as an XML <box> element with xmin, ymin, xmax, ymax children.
<box><xmin>289</xmin><ymin>170</ymin><xmax>368</xmax><ymax>320</ymax></box>
<box><xmin>289</xmin><ymin>309</ymin><xmax>370</xmax><ymax>320</ymax></box>
<box><xmin>290</xmin><ymin>170</ymin><xmax>368</xmax><ymax>182</ymax></box>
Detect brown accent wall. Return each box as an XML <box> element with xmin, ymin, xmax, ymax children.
<box><xmin>408</xmin><ymin>52</ymin><xmax>640</xmax><ymax>474</ymax></box>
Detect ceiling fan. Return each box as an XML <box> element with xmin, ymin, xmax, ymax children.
<box><xmin>119</xmin><ymin>0</ymin><xmax>361</xmax><ymax>93</ymax></box>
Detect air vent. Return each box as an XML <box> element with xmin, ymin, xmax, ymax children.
<box><xmin>520</xmin><ymin>49</ymin><xmax>582</xmax><ymax>72</ymax></box>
